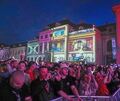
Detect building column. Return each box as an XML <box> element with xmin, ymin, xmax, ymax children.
<box><xmin>42</xmin><ymin>42</ymin><xmax>44</xmax><ymax>54</ymax></box>
<box><xmin>64</xmin><ymin>25</ymin><xmax>68</xmax><ymax>60</ymax></box>
<box><xmin>47</xmin><ymin>42</ymin><xmax>49</xmax><ymax>51</ymax></box>
<box><xmin>113</xmin><ymin>4</ymin><xmax>120</xmax><ymax>64</ymax></box>
<box><xmin>93</xmin><ymin>35</ymin><xmax>96</xmax><ymax>63</ymax></box>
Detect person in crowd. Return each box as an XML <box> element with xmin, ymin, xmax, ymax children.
<box><xmin>53</xmin><ymin>64</ymin><xmax>82</xmax><ymax>101</ymax></box>
<box><xmin>95</xmin><ymin>67</ymin><xmax>112</xmax><ymax>96</ymax></box>
<box><xmin>1</xmin><ymin>59</ymin><xmax>120</xmax><ymax>100</ymax></box>
<box><xmin>24</xmin><ymin>60</ymin><xmax>29</xmax><ymax>68</ymax></box>
<box><xmin>17</xmin><ymin>61</ymin><xmax>31</xmax><ymax>85</ymax></box>
<box><xmin>31</xmin><ymin>66</ymin><xmax>54</xmax><ymax>101</ymax></box>
<box><xmin>0</xmin><ymin>70</ymin><xmax>32</xmax><ymax>101</ymax></box>
<box><xmin>17</xmin><ymin>61</ymin><xmax>27</xmax><ymax>71</ymax></box>
<box><xmin>79</xmin><ymin>72</ymin><xmax>98</xmax><ymax>96</ymax></box>
<box><xmin>107</xmin><ymin>67</ymin><xmax>120</xmax><ymax>94</ymax></box>
<box><xmin>0</xmin><ymin>63</ymin><xmax>10</xmax><ymax>79</ymax></box>
<box><xmin>26</xmin><ymin>61</ymin><xmax>38</xmax><ymax>81</ymax></box>
<box><xmin>7</xmin><ymin>59</ymin><xmax>18</xmax><ymax>73</ymax></box>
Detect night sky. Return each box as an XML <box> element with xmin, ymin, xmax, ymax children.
<box><xmin>0</xmin><ymin>0</ymin><xmax>120</xmax><ymax>45</ymax></box>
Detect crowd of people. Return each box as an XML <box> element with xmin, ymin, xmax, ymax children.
<box><xmin>0</xmin><ymin>59</ymin><xmax>120</xmax><ymax>101</ymax></box>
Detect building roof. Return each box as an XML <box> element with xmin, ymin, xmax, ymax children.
<box><xmin>97</xmin><ymin>23</ymin><xmax>116</xmax><ymax>30</ymax></box>
<box><xmin>0</xmin><ymin>43</ymin><xmax>9</xmax><ymax>48</ymax></box>
<box><xmin>75</xmin><ymin>23</ymin><xmax>93</xmax><ymax>30</ymax></box>
<box><xmin>97</xmin><ymin>23</ymin><xmax>116</xmax><ymax>35</ymax></box>
<box><xmin>28</xmin><ymin>36</ymin><xmax>39</xmax><ymax>43</ymax></box>
<box><xmin>10</xmin><ymin>42</ymin><xmax>27</xmax><ymax>48</ymax></box>
<box><xmin>42</xmin><ymin>20</ymin><xmax>94</xmax><ymax>33</ymax></box>
<box><xmin>46</xmin><ymin>19</ymin><xmax>76</xmax><ymax>28</ymax></box>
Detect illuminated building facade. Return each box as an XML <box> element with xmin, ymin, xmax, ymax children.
<box><xmin>0</xmin><ymin>44</ymin><xmax>10</xmax><ymax>60</ymax></box>
<box><xmin>26</xmin><ymin>39</ymin><xmax>40</xmax><ymax>62</ymax></box>
<box><xmin>9</xmin><ymin>42</ymin><xmax>26</xmax><ymax>60</ymax></box>
<box><xmin>49</xmin><ymin>20</ymin><xmax>76</xmax><ymax>62</ymax></box>
<box><xmin>48</xmin><ymin>20</ymin><xmax>102</xmax><ymax>64</ymax></box>
<box><xmin>39</xmin><ymin>29</ymin><xmax>52</xmax><ymax>61</ymax></box>
<box><xmin>98</xmin><ymin>23</ymin><xmax>116</xmax><ymax>64</ymax></box>
<box><xmin>68</xmin><ymin>28</ymin><xmax>95</xmax><ymax>63</ymax></box>
<box><xmin>68</xmin><ymin>24</ymin><xmax>102</xmax><ymax>64</ymax></box>
<box><xmin>50</xmin><ymin>25</ymin><xmax>68</xmax><ymax>62</ymax></box>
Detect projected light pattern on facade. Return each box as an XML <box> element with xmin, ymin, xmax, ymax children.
<box><xmin>51</xmin><ymin>25</ymin><xmax>67</xmax><ymax>62</ymax></box>
<box><xmin>68</xmin><ymin>37</ymin><xmax>95</xmax><ymax>62</ymax></box>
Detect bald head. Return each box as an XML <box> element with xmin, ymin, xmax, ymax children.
<box><xmin>10</xmin><ymin>70</ymin><xmax>25</xmax><ymax>89</ymax></box>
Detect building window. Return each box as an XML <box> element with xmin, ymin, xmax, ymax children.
<box><xmin>15</xmin><ymin>51</ymin><xmax>17</xmax><ymax>56</ymax></box>
<box><xmin>40</xmin><ymin>43</ymin><xmax>42</xmax><ymax>52</ymax></box>
<box><xmin>18</xmin><ymin>50</ymin><xmax>20</xmax><ymax>54</ymax></box>
<box><xmin>44</xmin><ymin>42</ymin><xmax>47</xmax><ymax>51</ymax></box>
<box><xmin>12</xmin><ymin>50</ymin><xmax>15</xmax><ymax>56</ymax></box>
<box><xmin>41</xmin><ymin>36</ymin><xmax>43</xmax><ymax>39</ymax></box>
<box><xmin>10</xmin><ymin>51</ymin><xmax>12</xmax><ymax>55</ymax></box>
<box><xmin>31</xmin><ymin>57</ymin><xmax>33</xmax><ymax>61</ymax></box>
<box><xmin>107</xmin><ymin>40</ymin><xmax>112</xmax><ymax>52</ymax></box>
<box><xmin>109</xmin><ymin>28</ymin><xmax>112</xmax><ymax>32</ymax></box>
<box><xmin>49</xmin><ymin>42</ymin><xmax>52</xmax><ymax>51</ymax></box>
<box><xmin>45</xmin><ymin>34</ymin><xmax>48</xmax><ymax>38</ymax></box>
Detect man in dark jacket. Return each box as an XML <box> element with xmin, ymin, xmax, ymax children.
<box><xmin>0</xmin><ymin>70</ymin><xmax>32</xmax><ymax>101</ymax></box>
<box><xmin>31</xmin><ymin>66</ymin><xmax>54</xmax><ymax>101</ymax></box>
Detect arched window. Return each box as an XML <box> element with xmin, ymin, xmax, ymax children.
<box><xmin>107</xmin><ymin>40</ymin><xmax>112</xmax><ymax>52</ymax></box>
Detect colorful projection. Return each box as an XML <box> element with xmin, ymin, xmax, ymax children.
<box><xmin>68</xmin><ymin>37</ymin><xmax>95</xmax><ymax>63</ymax></box>
<box><xmin>69</xmin><ymin>28</ymin><xmax>94</xmax><ymax>35</ymax></box>
<box><xmin>112</xmin><ymin>38</ymin><xmax>117</xmax><ymax>59</ymax></box>
<box><xmin>51</xmin><ymin>40</ymin><xmax>65</xmax><ymax>52</ymax></box>
<box><xmin>52</xmin><ymin>29</ymin><xmax>65</xmax><ymax>38</ymax></box>
<box><xmin>53</xmin><ymin>54</ymin><xmax>65</xmax><ymax>62</ymax></box>
<box><xmin>68</xmin><ymin>53</ymin><xmax>95</xmax><ymax>63</ymax></box>
<box><xmin>68</xmin><ymin>37</ymin><xmax>93</xmax><ymax>52</ymax></box>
